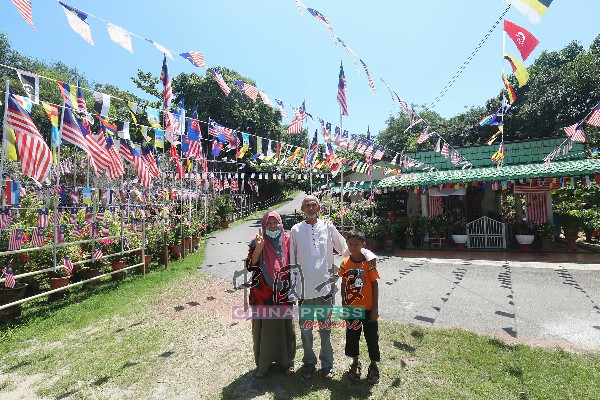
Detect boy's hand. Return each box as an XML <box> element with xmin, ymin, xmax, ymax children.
<box><xmin>370</xmin><ymin>307</ymin><xmax>379</xmax><ymax>321</ymax></box>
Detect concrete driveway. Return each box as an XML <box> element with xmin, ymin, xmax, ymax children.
<box><xmin>200</xmin><ymin>192</ymin><xmax>600</xmax><ymax>351</ymax></box>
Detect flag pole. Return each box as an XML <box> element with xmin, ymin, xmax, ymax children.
<box><xmin>1</xmin><ymin>80</ymin><xmax>10</xmax><ymax>207</ymax></box>
<box><xmin>339</xmin><ymin>104</ymin><xmax>344</xmax><ymax>230</ymax></box>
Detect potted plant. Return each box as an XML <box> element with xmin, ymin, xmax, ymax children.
<box><xmin>532</xmin><ymin>222</ymin><xmax>556</xmax><ymax>250</ymax></box>
<box><xmin>215</xmin><ymin>195</ymin><xmax>234</xmax><ymax>229</ymax></box>
<box><xmin>167</xmin><ymin>221</ymin><xmax>182</xmax><ymax>260</ymax></box>
<box><xmin>556</xmin><ymin>212</ymin><xmax>581</xmax><ymax>251</ymax></box>
<box><xmin>451</xmin><ymin>221</ymin><xmax>468</xmax><ymax>249</ymax></box>
<box><xmin>0</xmin><ymin>263</ymin><xmax>28</xmax><ymax>323</ymax></box>
<box><xmin>515</xmin><ymin>220</ymin><xmax>535</xmax><ymax>250</ymax></box>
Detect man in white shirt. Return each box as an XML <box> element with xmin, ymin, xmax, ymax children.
<box><xmin>290</xmin><ymin>195</ymin><xmax>376</xmax><ymax>380</ymax></box>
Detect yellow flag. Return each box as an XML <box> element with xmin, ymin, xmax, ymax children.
<box><xmin>6</xmin><ymin>127</ymin><xmax>18</xmax><ymax>161</ymax></box>
<box><xmin>503</xmin><ymin>52</ymin><xmax>530</xmax><ymax>86</ymax></box>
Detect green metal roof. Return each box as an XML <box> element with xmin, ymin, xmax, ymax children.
<box><xmin>379</xmin><ymin>158</ymin><xmax>600</xmax><ymax>187</ymax></box>
<box><xmin>401</xmin><ymin>137</ymin><xmax>585</xmax><ymax>172</ymax></box>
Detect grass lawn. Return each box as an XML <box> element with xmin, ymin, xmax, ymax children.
<box><xmin>1</xmin><ymin>229</ymin><xmax>599</xmax><ymax>398</ymax></box>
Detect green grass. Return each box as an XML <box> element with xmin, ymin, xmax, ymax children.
<box><xmin>1</xmin><ymin>201</ymin><xmax>600</xmax><ymax>398</ymax></box>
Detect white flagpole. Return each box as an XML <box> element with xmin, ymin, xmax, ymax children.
<box><xmin>1</xmin><ymin>80</ymin><xmax>10</xmax><ymax>207</ymax></box>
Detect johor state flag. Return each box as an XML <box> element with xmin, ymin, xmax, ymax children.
<box><xmin>503</xmin><ymin>20</ymin><xmax>539</xmax><ymax>61</ymax></box>
<box><xmin>6</xmin><ymin>181</ymin><xmax>20</xmax><ymax>205</ymax></box>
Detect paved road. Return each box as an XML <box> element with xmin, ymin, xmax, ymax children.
<box><xmin>200</xmin><ymin>192</ymin><xmax>600</xmax><ymax>351</ymax></box>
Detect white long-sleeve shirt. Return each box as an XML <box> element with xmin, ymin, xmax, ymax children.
<box><xmin>289</xmin><ymin>219</ymin><xmax>376</xmax><ymax>300</ymax></box>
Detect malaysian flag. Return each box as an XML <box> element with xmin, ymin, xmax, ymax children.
<box><xmin>525</xmin><ymin>192</ymin><xmax>548</xmax><ymax>224</ymax></box>
<box><xmin>564</xmin><ymin>123</ymin><xmax>585</xmax><ymax>143</ymax></box>
<box><xmin>160</xmin><ymin>55</ymin><xmax>172</xmax><ymax>110</ymax></box>
<box><xmin>364</xmin><ymin>142</ymin><xmax>374</xmax><ymax>158</ymax></box>
<box><xmin>337</xmin><ymin>62</ymin><xmax>348</xmax><ymax>116</ymax></box>
<box><xmin>441</xmin><ymin>142</ymin><xmax>450</xmax><ymax>158</ymax></box>
<box><xmin>305</xmin><ymin>131</ymin><xmax>319</xmax><ymax>165</ymax></box>
<box><xmin>31</xmin><ymin>227</ymin><xmax>45</xmax><ymax>247</ymax></box>
<box><xmin>71</xmin><ymin>223</ymin><xmax>83</xmax><ymax>239</ymax></box>
<box><xmin>360</xmin><ymin>59</ymin><xmax>376</xmax><ymax>93</ymax></box>
<box><xmin>179</xmin><ymin>51</ymin><xmax>206</xmax><ymax>68</ymax></box>
<box><xmin>0</xmin><ymin>208</ymin><xmax>13</xmax><ymax>230</ymax></box>
<box><xmin>170</xmin><ymin>145</ymin><xmax>185</xmax><ymax>179</ymax></box>
<box><xmin>6</xmin><ymin>91</ymin><xmax>52</xmax><ymax>182</ymax></box>
<box><xmin>451</xmin><ymin>150</ymin><xmax>461</xmax><ymax>164</ymax></box>
<box><xmin>62</xmin><ymin>255</ymin><xmax>73</xmax><ymax>275</ymax></box>
<box><xmin>234</xmin><ymin>80</ymin><xmax>259</xmax><ymax>102</ymax></box>
<box><xmin>92</xmin><ymin>246</ymin><xmax>104</xmax><ymax>261</ymax></box>
<box><xmin>259</xmin><ymin>91</ymin><xmax>272</xmax><ymax>106</ymax></box>
<box><xmin>141</xmin><ymin>142</ymin><xmax>160</xmax><ymax>178</ymax></box>
<box><xmin>102</xmin><ymin>134</ymin><xmax>125</xmax><ymax>180</ymax></box>
<box><xmin>275</xmin><ymin>99</ymin><xmax>289</xmax><ymax>120</ymax></box>
<box><xmin>96</xmin><ymin>206</ymin><xmax>106</xmax><ymax>222</ymax></box>
<box><xmin>59</xmin><ymin>1</ymin><xmax>94</xmax><ymax>45</ymax></box>
<box><xmin>338</xmin><ymin>130</ymin><xmax>349</xmax><ymax>149</ymax></box>
<box><xmin>586</xmin><ymin>102</ymin><xmax>600</xmax><ymax>126</ymax></box>
<box><xmin>417</xmin><ymin>127</ymin><xmax>434</xmax><ymax>144</ymax></box>
<box><xmin>56</xmin><ymin>225</ymin><xmax>65</xmax><ymax>244</ymax></box>
<box><xmin>85</xmin><ymin>207</ymin><xmax>93</xmax><ymax>225</ymax></box>
<box><xmin>429</xmin><ymin>196</ymin><xmax>444</xmax><ymax>217</ymax></box>
<box><xmin>348</xmin><ymin>134</ymin><xmax>356</xmax><ymax>151</ymax></box>
<box><xmin>307</xmin><ymin>8</ymin><xmax>335</xmax><ymax>38</ymax></box>
<box><xmin>12</xmin><ymin>0</ymin><xmax>34</xmax><ymax>29</ymax></box>
<box><xmin>69</xmin><ymin>208</ymin><xmax>78</xmax><ymax>224</ymax></box>
<box><xmin>38</xmin><ymin>207</ymin><xmax>48</xmax><ymax>227</ymax></box>
<box><xmin>373</xmin><ymin>147</ymin><xmax>385</xmax><ymax>160</ymax></box>
<box><xmin>107</xmin><ymin>22</ymin><xmax>133</xmax><ymax>53</ymax></box>
<box><xmin>8</xmin><ymin>228</ymin><xmax>24</xmax><ymax>250</ymax></box>
<box><xmin>71</xmin><ymin>188</ymin><xmax>79</xmax><ymax>204</ymax></box>
<box><xmin>2</xmin><ymin>265</ymin><xmax>16</xmax><ymax>288</ymax></box>
<box><xmin>288</xmin><ymin>102</ymin><xmax>306</xmax><ymax>134</ymax></box>
<box><xmin>209</xmin><ymin>68</ymin><xmax>231</xmax><ymax>96</ymax></box>
<box><xmin>101</xmin><ymin>222</ymin><xmax>110</xmax><ymax>237</ymax></box>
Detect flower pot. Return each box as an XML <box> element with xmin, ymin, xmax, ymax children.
<box><xmin>169</xmin><ymin>245</ymin><xmax>182</xmax><ymax>260</ymax></box>
<box><xmin>452</xmin><ymin>234</ymin><xmax>468</xmax><ymax>250</ymax></box>
<box><xmin>79</xmin><ymin>268</ymin><xmax>101</xmax><ymax>289</ymax></box>
<box><xmin>0</xmin><ymin>283</ymin><xmax>28</xmax><ymax>323</ymax></box>
<box><xmin>515</xmin><ymin>234</ymin><xmax>535</xmax><ymax>251</ymax></box>
<box><xmin>563</xmin><ymin>227</ymin><xmax>579</xmax><ymax>251</ymax></box>
<box><xmin>183</xmin><ymin>238</ymin><xmax>191</xmax><ymax>255</ymax></box>
<box><xmin>219</xmin><ymin>220</ymin><xmax>229</xmax><ymax>229</ymax></box>
<box><xmin>192</xmin><ymin>236</ymin><xmax>201</xmax><ymax>250</ymax></box>
<box><xmin>49</xmin><ymin>276</ymin><xmax>70</xmax><ymax>290</ymax></box>
<box><xmin>111</xmin><ymin>260</ymin><xmax>125</xmax><ymax>271</ymax></box>
<box><xmin>158</xmin><ymin>250</ymin><xmax>169</xmax><ymax>265</ymax></box>
<box><xmin>144</xmin><ymin>255</ymin><xmax>152</xmax><ymax>267</ymax></box>
<box><xmin>134</xmin><ymin>249</ymin><xmax>143</xmax><ymax>260</ymax></box>
<box><xmin>404</xmin><ymin>236</ymin><xmax>415</xmax><ymax>250</ymax></box>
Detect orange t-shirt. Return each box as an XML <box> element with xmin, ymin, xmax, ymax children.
<box><xmin>338</xmin><ymin>256</ymin><xmax>380</xmax><ymax>311</ymax></box>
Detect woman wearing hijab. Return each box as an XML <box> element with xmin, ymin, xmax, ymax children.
<box><xmin>246</xmin><ymin>211</ymin><xmax>296</xmax><ymax>378</ymax></box>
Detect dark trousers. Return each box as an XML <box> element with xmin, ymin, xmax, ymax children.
<box><xmin>344</xmin><ymin>310</ymin><xmax>380</xmax><ymax>362</ymax></box>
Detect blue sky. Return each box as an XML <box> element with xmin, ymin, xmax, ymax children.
<box><xmin>1</xmin><ymin>0</ymin><xmax>599</xmax><ymax>141</ymax></box>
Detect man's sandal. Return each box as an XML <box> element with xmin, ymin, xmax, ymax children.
<box><xmin>301</xmin><ymin>364</ymin><xmax>316</xmax><ymax>380</ymax></box>
<box><xmin>285</xmin><ymin>364</ymin><xmax>295</xmax><ymax>375</ymax></box>
<box><xmin>347</xmin><ymin>362</ymin><xmax>362</xmax><ymax>382</ymax></box>
<box><xmin>367</xmin><ymin>364</ymin><xmax>380</xmax><ymax>385</ymax></box>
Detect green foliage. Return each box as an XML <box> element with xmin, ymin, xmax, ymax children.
<box><xmin>533</xmin><ymin>222</ymin><xmax>557</xmax><ymax>238</ymax></box>
<box><xmin>214</xmin><ymin>195</ymin><xmax>234</xmax><ymax>221</ymax></box>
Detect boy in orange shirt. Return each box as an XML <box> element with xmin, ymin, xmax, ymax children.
<box><xmin>338</xmin><ymin>229</ymin><xmax>380</xmax><ymax>384</ymax></box>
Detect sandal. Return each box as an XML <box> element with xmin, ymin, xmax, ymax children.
<box><xmin>301</xmin><ymin>363</ymin><xmax>316</xmax><ymax>380</ymax></box>
<box><xmin>285</xmin><ymin>364</ymin><xmax>295</xmax><ymax>376</ymax></box>
<box><xmin>323</xmin><ymin>367</ymin><xmax>334</xmax><ymax>380</ymax></box>
<box><xmin>367</xmin><ymin>364</ymin><xmax>380</xmax><ymax>385</ymax></box>
<box><xmin>347</xmin><ymin>362</ymin><xmax>362</xmax><ymax>382</ymax></box>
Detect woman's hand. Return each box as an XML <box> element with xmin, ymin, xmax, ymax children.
<box><xmin>255</xmin><ymin>228</ymin><xmax>264</xmax><ymax>251</ymax></box>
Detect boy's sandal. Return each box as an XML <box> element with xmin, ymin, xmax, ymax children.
<box><xmin>323</xmin><ymin>367</ymin><xmax>334</xmax><ymax>380</ymax></box>
<box><xmin>301</xmin><ymin>364</ymin><xmax>316</xmax><ymax>380</ymax></box>
<box><xmin>347</xmin><ymin>362</ymin><xmax>362</xmax><ymax>382</ymax></box>
<box><xmin>367</xmin><ymin>365</ymin><xmax>380</xmax><ymax>385</ymax></box>
<box><xmin>285</xmin><ymin>364</ymin><xmax>295</xmax><ymax>375</ymax></box>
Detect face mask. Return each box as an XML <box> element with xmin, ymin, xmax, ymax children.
<box><xmin>265</xmin><ymin>229</ymin><xmax>281</xmax><ymax>239</ymax></box>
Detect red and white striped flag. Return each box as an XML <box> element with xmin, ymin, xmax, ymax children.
<box><xmin>160</xmin><ymin>55</ymin><xmax>172</xmax><ymax>110</ymax></box>
<box><xmin>564</xmin><ymin>123</ymin><xmax>586</xmax><ymax>143</ymax></box>
<box><xmin>360</xmin><ymin>59</ymin><xmax>376</xmax><ymax>93</ymax></box>
<box><xmin>0</xmin><ymin>209</ymin><xmax>13</xmax><ymax>230</ymax></box>
<box><xmin>8</xmin><ymin>228</ymin><xmax>24</xmax><ymax>251</ymax></box>
<box><xmin>6</xmin><ymin>92</ymin><xmax>51</xmax><ymax>183</ymax></box>
<box><xmin>275</xmin><ymin>99</ymin><xmax>288</xmax><ymax>120</ymax></box>
<box><xmin>2</xmin><ymin>265</ymin><xmax>16</xmax><ymax>288</ymax></box>
<box><xmin>38</xmin><ymin>208</ymin><xmax>48</xmax><ymax>227</ymax></box>
<box><xmin>12</xmin><ymin>0</ymin><xmax>34</xmax><ymax>29</ymax></box>
<box><xmin>179</xmin><ymin>51</ymin><xmax>206</xmax><ymax>68</ymax></box>
<box><xmin>235</xmin><ymin>80</ymin><xmax>258</xmax><ymax>102</ymax></box>
<box><xmin>451</xmin><ymin>150</ymin><xmax>461</xmax><ymax>164</ymax></box>
<box><xmin>337</xmin><ymin>63</ymin><xmax>348</xmax><ymax>116</ymax></box>
<box><xmin>429</xmin><ymin>196</ymin><xmax>444</xmax><ymax>217</ymax></box>
<box><xmin>31</xmin><ymin>227</ymin><xmax>46</xmax><ymax>247</ymax></box>
<box><xmin>107</xmin><ymin>22</ymin><xmax>133</xmax><ymax>53</ymax></box>
<box><xmin>441</xmin><ymin>143</ymin><xmax>450</xmax><ymax>158</ymax></box>
<box><xmin>525</xmin><ymin>192</ymin><xmax>548</xmax><ymax>224</ymax></box>
<box><xmin>586</xmin><ymin>102</ymin><xmax>600</xmax><ymax>126</ymax></box>
<box><xmin>101</xmin><ymin>134</ymin><xmax>125</xmax><ymax>179</ymax></box>
<box><xmin>209</xmin><ymin>68</ymin><xmax>231</xmax><ymax>96</ymax></box>
<box><xmin>62</xmin><ymin>255</ymin><xmax>73</xmax><ymax>275</ymax></box>
<box><xmin>259</xmin><ymin>91</ymin><xmax>272</xmax><ymax>106</ymax></box>
<box><xmin>288</xmin><ymin>102</ymin><xmax>307</xmax><ymax>134</ymax></box>
<box><xmin>93</xmin><ymin>246</ymin><xmax>104</xmax><ymax>261</ymax></box>
<box><xmin>59</xmin><ymin>1</ymin><xmax>94</xmax><ymax>45</ymax></box>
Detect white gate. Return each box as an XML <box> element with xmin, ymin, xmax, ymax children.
<box><xmin>466</xmin><ymin>216</ymin><xmax>506</xmax><ymax>249</ymax></box>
